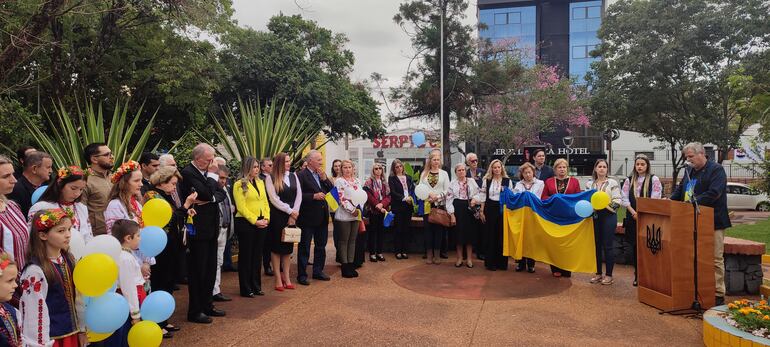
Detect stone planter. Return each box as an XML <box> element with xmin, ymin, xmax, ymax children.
<box><xmin>703</xmin><ymin>305</ymin><xmax>770</xmax><ymax>346</ymax></box>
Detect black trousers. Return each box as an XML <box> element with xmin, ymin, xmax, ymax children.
<box><xmin>172</xmin><ymin>230</ymin><xmax>187</xmax><ymax>284</ymax></box>
<box><xmin>262</xmin><ymin>236</ymin><xmax>272</xmax><ymax>271</ymax></box>
<box><xmin>393</xmin><ymin>211</ymin><xmax>411</xmax><ymax>254</ymax></box>
<box><xmin>484</xmin><ymin>201</ymin><xmax>508</xmax><ymax>270</ymax></box>
<box><xmin>354</xmin><ymin>226</ymin><xmax>367</xmax><ymax>266</ymax></box>
<box><xmin>151</xmin><ymin>239</ymin><xmax>176</xmax><ymax>293</ymax></box>
<box><xmin>187</xmin><ymin>236</ymin><xmax>218</xmax><ymax>318</ymax></box>
<box><xmin>235</xmin><ymin>217</ymin><xmax>265</xmax><ymax>295</ymax></box>
<box><xmin>368</xmin><ymin>213</ymin><xmax>385</xmax><ymax>255</ymax></box>
<box><xmin>625</xmin><ymin>217</ymin><xmax>638</xmax><ymax>280</ymax></box>
<box><xmin>475</xmin><ymin>216</ymin><xmax>485</xmax><ymax>258</ymax></box>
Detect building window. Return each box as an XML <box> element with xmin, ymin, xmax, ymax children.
<box><xmin>494</xmin><ymin>13</ymin><xmax>507</xmax><ymax>25</ymax></box>
<box><xmin>572</xmin><ymin>7</ymin><xmax>587</xmax><ymax>19</ymax></box>
<box><xmin>507</xmin><ymin>12</ymin><xmax>521</xmax><ymax>24</ymax></box>
<box><xmin>587</xmin><ymin>6</ymin><xmax>601</xmax><ymax>18</ymax></box>
<box><xmin>635</xmin><ymin>151</ymin><xmax>655</xmax><ymax>160</ymax></box>
<box><xmin>572</xmin><ymin>46</ymin><xmax>587</xmax><ymax>59</ymax></box>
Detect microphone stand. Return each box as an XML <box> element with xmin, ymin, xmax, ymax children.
<box><xmin>660</xmin><ymin>164</ymin><xmax>703</xmax><ymax>318</ymax></box>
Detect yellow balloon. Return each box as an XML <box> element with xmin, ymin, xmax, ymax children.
<box><xmin>74</xmin><ymin>254</ymin><xmax>118</xmax><ymax>297</ymax></box>
<box><xmin>143</xmin><ymin>198</ymin><xmax>172</xmax><ymax>227</ymax></box>
<box><xmin>88</xmin><ymin>330</ymin><xmax>112</xmax><ymax>342</ymax></box>
<box><xmin>591</xmin><ymin>191</ymin><xmax>611</xmax><ymax>210</ymax></box>
<box><xmin>128</xmin><ymin>321</ymin><xmax>162</xmax><ymax>347</ymax></box>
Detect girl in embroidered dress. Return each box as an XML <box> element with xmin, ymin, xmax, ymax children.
<box><xmin>103</xmin><ymin>220</ymin><xmax>147</xmax><ymax>346</ymax></box>
<box><xmin>512</xmin><ymin>162</ymin><xmax>544</xmax><ymax>273</ymax></box>
<box><xmin>586</xmin><ymin>160</ymin><xmax>622</xmax><ymax>285</ymax></box>
<box><xmin>540</xmin><ymin>158</ymin><xmax>581</xmax><ymax>278</ymax></box>
<box><xmin>29</xmin><ymin>166</ymin><xmax>93</xmax><ymax>245</ymax></box>
<box><xmin>0</xmin><ymin>252</ymin><xmax>20</xmax><ymax>347</ymax></box>
<box><xmin>0</xmin><ymin>155</ymin><xmax>29</xmax><ymax>269</ymax></box>
<box><xmin>20</xmin><ymin>209</ymin><xmax>85</xmax><ymax>347</ymax></box>
<box><xmin>103</xmin><ymin>161</ymin><xmax>153</xmax><ymax>287</ymax></box>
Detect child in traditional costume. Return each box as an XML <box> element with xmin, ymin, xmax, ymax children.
<box><xmin>20</xmin><ymin>209</ymin><xmax>85</xmax><ymax>347</ymax></box>
<box><xmin>103</xmin><ymin>219</ymin><xmax>146</xmax><ymax>346</ymax></box>
<box><xmin>0</xmin><ymin>252</ymin><xmax>20</xmax><ymax>347</ymax></box>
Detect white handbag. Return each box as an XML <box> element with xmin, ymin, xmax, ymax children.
<box><xmin>281</xmin><ymin>226</ymin><xmax>302</xmax><ymax>243</ymax></box>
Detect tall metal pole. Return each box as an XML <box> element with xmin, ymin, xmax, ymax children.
<box><xmin>440</xmin><ymin>0</ymin><xmax>445</xmax><ymax>166</ymax></box>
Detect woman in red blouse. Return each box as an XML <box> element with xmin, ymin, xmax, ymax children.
<box><xmin>541</xmin><ymin>158</ymin><xmax>580</xmax><ymax>278</ymax></box>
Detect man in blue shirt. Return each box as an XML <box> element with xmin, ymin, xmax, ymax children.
<box><xmin>671</xmin><ymin>142</ymin><xmax>731</xmax><ymax>306</ymax></box>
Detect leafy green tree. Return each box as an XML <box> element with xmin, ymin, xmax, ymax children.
<box><xmin>216</xmin><ymin>15</ymin><xmax>384</xmax><ymax>140</ymax></box>
<box><xmin>392</xmin><ymin>0</ymin><xmax>476</xmax><ymax>167</ymax></box>
<box><xmin>589</xmin><ymin>0</ymin><xmax>770</xmax><ymax>184</ymax></box>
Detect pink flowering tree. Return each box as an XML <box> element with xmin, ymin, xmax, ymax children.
<box><xmin>458</xmin><ymin>55</ymin><xmax>589</xmax><ymax>164</ymax></box>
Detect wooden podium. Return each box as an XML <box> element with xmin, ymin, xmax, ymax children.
<box><xmin>636</xmin><ymin>198</ymin><xmax>716</xmax><ymax>311</ymax></box>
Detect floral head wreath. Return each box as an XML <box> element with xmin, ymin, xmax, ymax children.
<box><xmin>0</xmin><ymin>252</ymin><xmax>13</xmax><ymax>277</ymax></box>
<box><xmin>34</xmin><ymin>208</ymin><xmax>74</xmax><ymax>231</ymax></box>
<box><xmin>57</xmin><ymin>166</ymin><xmax>85</xmax><ymax>180</ymax></box>
<box><xmin>112</xmin><ymin>160</ymin><xmax>140</xmax><ymax>184</ymax></box>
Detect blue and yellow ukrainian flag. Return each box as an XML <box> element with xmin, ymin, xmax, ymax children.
<box><xmin>325</xmin><ymin>187</ymin><xmax>340</xmax><ymax>212</ymax></box>
<box><xmin>500</xmin><ymin>189</ymin><xmax>596</xmax><ymax>273</ymax></box>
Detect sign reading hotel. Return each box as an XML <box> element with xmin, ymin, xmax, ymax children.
<box><xmin>494</xmin><ymin>147</ymin><xmax>591</xmax><ymax>156</ymax></box>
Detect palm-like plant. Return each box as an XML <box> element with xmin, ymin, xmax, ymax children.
<box><xmin>21</xmin><ymin>99</ymin><xmax>157</xmax><ymax>169</ymax></box>
<box><xmin>210</xmin><ymin>97</ymin><xmax>323</xmax><ymax>162</ymax></box>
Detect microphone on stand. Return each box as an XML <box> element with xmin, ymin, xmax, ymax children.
<box><xmin>684</xmin><ymin>161</ymin><xmax>700</xmax><ymax>214</ymax></box>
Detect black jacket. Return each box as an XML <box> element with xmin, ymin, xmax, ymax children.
<box><xmin>535</xmin><ymin>164</ymin><xmax>554</xmax><ymax>182</ymax></box>
<box><xmin>670</xmin><ymin>160</ymin><xmax>731</xmax><ymax>230</ymax></box>
<box><xmin>296</xmin><ymin>168</ymin><xmax>334</xmax><ymax>228</ymax></box>
<box><xmin>179</xmin><ymin>164</ymin><xmax>226</xmax><ymax>241</ymax></box>
<box><xmin>466</xmin><ymin>167</ymin><xmax>486</xmax><ymax>188</ymax></box>
<box><xmin>8</xmin><ymin>174</ymin><xmax>36</xmax><ymax>219</ymax></box>
<box><xmin>388</xmin><ymin>175</ymin><xmax>415</xmax><ymax>214</ymax></box>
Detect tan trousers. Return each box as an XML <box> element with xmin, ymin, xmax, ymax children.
<box><xmin>714</xmin><ymin>229</ymin><xmax>725</xmax><ymax>297</ymax></box>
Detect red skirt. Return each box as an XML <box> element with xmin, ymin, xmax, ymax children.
<box><xmin>117</xmin><ymin>284</ymin><xmax>148</xmax><ymax>305</ymax></box>
<box><xmin>53</xmin><ymin>334</ymin><xmax>79</xmax><ymax>347</ymax></box>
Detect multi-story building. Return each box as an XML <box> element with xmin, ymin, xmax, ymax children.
<box><xmin>477</xmin><ymin>0</ymin><xmax>608</xmax><ymax>175</ymax></box>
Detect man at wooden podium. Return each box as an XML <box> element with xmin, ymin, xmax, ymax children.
<box><xmin>671</xmin><ymin>142</ymin><xmax>731</xmax><ymax>306</ymax></box>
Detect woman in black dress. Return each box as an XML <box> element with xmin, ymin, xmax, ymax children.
<box><xmin>265</xmin><ymin>152</ymin><xmax>303</xmax><ymax>291</ymax></box>
<box><xmin>388</xmin><ymin>159</ymin><xmax>414</xmax><ymax>259</ymax></box>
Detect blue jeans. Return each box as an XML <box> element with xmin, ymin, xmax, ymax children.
<box><xmin>298</xmin><ymin>225</ymin><xmax>328</xmax><ymax>280</ymax></box>
<box><xmin>594</xmin><ymin>210</ymin><xmax>617</xmax><ymax>276</ymax></box>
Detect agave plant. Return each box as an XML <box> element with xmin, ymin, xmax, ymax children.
<box><xmin>21</xmin><ymin>98</ymin><xmax>157</xmax><ymax>169</ymax></box>
<box><xmin>210</xmin><ymin>97</ymin><xmax>323</xmax><ymax>163</ymax></box>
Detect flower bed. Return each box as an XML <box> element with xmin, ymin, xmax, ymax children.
<box><xmin>703</xmin><ymin>301</ymin><xmax>770</xmax><ymax>346</ymax></box>
<box><xmin>724</xmin><ymin>299</ymin><xmax>770</xmax><ymax>339</ymax></box>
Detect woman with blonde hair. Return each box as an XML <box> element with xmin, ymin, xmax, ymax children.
<box><xmin>419</xmin><ymin>149</ymin><xmax>451</xmax><ymax>264</ymax></box>
<box><xmin>233</xmin><ymin>156</ymin><xmax>270</xmax><ymax>297</ymax></box>
<box><xmin>447</xmin><ymin>163</ymin><xmax>480</xmax><ymax>268</ymax></box>
<box><xmin>335</xmin><ymin>160</ymin><xmax>363</xmax><ymax>278</ymax></box>
<box><xmin>512</xmin><ymin>162</ymin><xmax>544</xmax><ymax>273</ymax></box>
<box><xmin>478</xmin><ymin>159</ymin><xmax>513</xmax><ymax>271</ymax></box>
<box><xmin>540</xmin><ymin>158</ymin><xmax>581</xmax><ymax>277</ymax></box>
<box><xmin>264</xmin><ymin>152</ymin><xmax>302</xmax><ymax>291</ymax></box>
<box><xmin>586</xmin><ymin>159</ymin><xmax>622</xmax><ymax>285</ymax></box>
<box><xmin>364</xmin><ymin>163</ymin><xmax>390</xmax><ymax>262</ymax></box>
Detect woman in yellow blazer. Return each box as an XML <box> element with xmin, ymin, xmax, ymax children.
<box><xmin>233</xmin><ymin>156</ymin><xmax>270</xmax><ymax>297</ymax></box>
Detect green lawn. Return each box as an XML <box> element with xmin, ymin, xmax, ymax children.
<box><xmin>726</xmin><ymin>218</ymin><xmax>770</xmax><ymax>254</ymax></box>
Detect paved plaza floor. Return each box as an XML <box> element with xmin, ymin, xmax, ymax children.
<box><xmin>164</xmin><ymin>241</ymin><xmax>723</xmax><ymax>346</ymax></box>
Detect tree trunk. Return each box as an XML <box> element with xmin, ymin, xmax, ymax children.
<box><xmin>0</xmin><ymin>0</ymin><xmax>67</xmax><ymax>85</ymax></box>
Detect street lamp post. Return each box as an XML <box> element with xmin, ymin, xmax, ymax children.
<box><xmin>563</xmin><ymin>135</ymin><xmax>574</xmax><ymax>173</ymax></box>
<box><xmin>439</xmin><ymin>0</ymin><xmax>446</xmax><ymax>166</ymax></box>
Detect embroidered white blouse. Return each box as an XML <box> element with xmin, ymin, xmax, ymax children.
<box><xmin>334</xmin><ymin>177</ymin><xmax>363</xmax><ymax>222</ymax></box>
<box><xmin>478</xmin><ymin>178</ymin><xmax>514</xmax><ymax>202</ymax></box>
<box><xmin>513</xmin><ymin>179</ymin><xmax>545</xmax><ymax>200</ymax></box>
<box><xmin>446</xmin><ymin>178</ymin><xmax>481</xmax><ymax>214</ymax></box>
<box><xmin>117</xmin><ymin>250</ymin><xmax>145</xmax><ymax>320</ymax></box>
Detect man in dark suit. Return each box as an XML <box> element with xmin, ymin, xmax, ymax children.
<box><xmin>178</xmin><ymin>144</ymin><xmax>227</xmax><ymax>324</ymax></box>
<box><xmin>296</xmin><ymin>150</ymin><xmax>334</xmax><ymax>285</ymax></box>
<box><xmin>532</xmin><ymin>148</ymin><xmax>554</xmax><ymax>181</ymax></box>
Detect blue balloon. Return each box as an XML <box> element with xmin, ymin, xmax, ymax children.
<box><xmin>411</xmin><ymin>131</ymin><xmax>426</xmax><ymax>147</ymax></box>
<box><xmin>139</xmin><ymin>226</ymin><xmax>167</xmax><ymax>257</ymax></box>
<box><xmin>85</xmin><ymin>292</ymin><xmax>129</xmax><ymax>333</ymax></box>
<box><xmin>574</xmin><ymin>200</ymin><xmax>594</xmax><ymax>218</ymax></box>
<box><xmin>31</xmin><ymin>185</ymin><xmax>48</xmax><ymax>205</ymax></box>
<box><xmin>140</xmin><ymin>291</ymin><xmax>175</xmax><ymax>323</ymax></box>
<box><xmin>383</xmin><ymin>212</ymin><xmax>394</xmax><ymax>227</ymax></box>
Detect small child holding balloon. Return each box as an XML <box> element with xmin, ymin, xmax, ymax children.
<box><xmin>0</xmin><ymin>252</ymin><xmax>20</xmax><ymax>347</ymax></box>
<box><xmin>103</xmin><ymin>219</ymin><xmax>148</xmax><ymax>346</ymax></box>
<box><xmin>19</xmin><ymin>209</ymin><xmax>86</xmax><ymax>347</ymax></box>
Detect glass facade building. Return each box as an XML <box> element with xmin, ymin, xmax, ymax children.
<box><xmin>569</xmin><ymin>1</ymin><xmax>602</xmax><ymax>83</ymax></box>
<box><xmin>478</xmin><ymin>6</ymin><xmax>537</xmax><ymax>66</ymax></box>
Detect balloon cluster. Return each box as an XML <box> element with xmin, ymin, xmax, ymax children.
<box><xmin>73</xmin><ymin>198</ymin><xmax>174</xmax><ymax>347</ymax></box>
<box><xmin>344</xmin><ymin>187</ymin><xmax>367</xmax><ymax>207</ymax></box>
<box><xmin>414</xmin><ymin>184</ymin><xmax>430</xmax><ymax>201</ymax></box>
<box><xmin>574</xmin><ymin>191</ymin><xmax>611</xmax><ymax>218</ymax></box>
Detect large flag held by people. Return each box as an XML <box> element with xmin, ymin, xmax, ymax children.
<box><xmin>500</xmin><ymin>189</ymin><xmax>597</xmax><ymax>273</ymax></box>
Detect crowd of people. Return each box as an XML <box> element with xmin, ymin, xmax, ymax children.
<box><xmin>0</xmin><ymin>140</ymin><xmax>730</xmax><ymax>346</ymax></box>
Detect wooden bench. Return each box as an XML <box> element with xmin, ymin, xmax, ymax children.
<box><xmin>723</xmin><ymin>237</ymin><xmax>765</xmax><ymax>295</ymax></box>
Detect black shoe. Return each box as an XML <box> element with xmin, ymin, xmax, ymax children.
<box><xmin>715</xmin><ymin>296</ymin><xmax>725</xmax><ymax>306</ymax></box>
<box><xmin>165</xmin><ymin>325</ymin><xmax>181</xmax><ymax>332</ymax></box>
<box><xmin>254</xmin><ymin>290</ymin><xmax>265</xmax><ymax>296</ymax></box>
<box><xmin>527</xmin><ymin>267</ymin><xmax>535</xmax><ymax>273</ymax></box>
<box><xmin>241</xmin><ymin>292</ymin><xmax>255</xmax><ymax>298</ymax></box>
<box><xmin>188</xmin><ymin>313</ymin><xmax>212</xmax><ymax>324</ymax></box>
<box><xmin>212</xmin><ymin>293</ymin><xmax>231</xmax><ymax>302</ymax></box>
<box><xmin>351</xmin><ymin>267</ymin><xmax>359</xmax><ymax>278</ymax></box>
<box><xmin>395</xmin><ymin>253</ymin><xmax>403</xmax><ymax>259</ymax></box>
<box><xmin>369</xmin><ymin>255</ymin><xmax>378</xmax><ymax>262</ymax></box>
<box><xmin>422</xmin><ymin>254</ymin><xmax>427</xmax><ymax>259</ymax></box>
<box><xmin>297</xmin><ymin>277</ymin><xmax>310</xmax><ymax>286</ymax></box>
<box><xmin>265</xmin><ymin>267</ymin><xmax>275</xmax><ymax>276</ymax></box>
<box><xmin>377</xmin><ymin>254</ymin><xmax>386</xmax><ymax>261</ymax></box>
<box><xmin>477</xmin><ymin>255</ymin><xmax>486</xmax><ymax>261</ymax></box>
<box><xmin>633</xmin><ymin>280</ymin><xmax>638</xmax><ymax>287</ymax></box>
<box><xmin>163</xmin><ymin>331</ymin><xmax>174</xmax><ymax>339</ymax></box>
<box><xmin>402</xmin><ymin>254</ymin><xmax>409</xmax><ymax>259</ymax></box>
<box><xmin>341</xmin><ymin>264</ymin><xmax>354</xmax><ymax>278</ymax></box>
<box><xmin>440</xmin><ymin>253</ymin><xmax>448</xmax><ymax>259</ymax></box>
<box><xmin>312</xmin><ymin>273</ymin><xmax>331</xmax><ymax>281</ymax></box>
<box><xmin>515</xmin><ymin>263</ymin><xmax>526</xmax><ymax>272</ymax></box>
<box><xmin>204</xmin><ymin>308</ymin><xmax>226</xmax><ymax>317</ymax></box>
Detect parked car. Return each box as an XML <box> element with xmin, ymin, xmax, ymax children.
<box><xmin>726</xmin><ymin>182</ymin><xmax>770</xmax><ymax>211</ymax></box>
